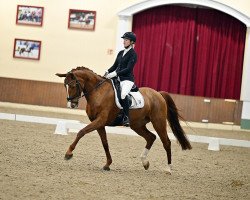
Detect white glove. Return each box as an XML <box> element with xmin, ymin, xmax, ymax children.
<box><xmin>103</xmin><ymin>70</ymin><xmax>109</xmax><ymax>77</ymax></box>
<box><xmin>106</xmin><ymin>71</ymin><xmax>117</xmax><ymax>79</ymax></box>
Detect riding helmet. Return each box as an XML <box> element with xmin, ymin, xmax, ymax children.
<box><xmin>121</xmin><ymin>32</ymin><xmax>136</xmax><ymax>43</ymax></box>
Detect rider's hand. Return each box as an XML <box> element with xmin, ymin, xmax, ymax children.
<box><xmin>103</xmin><ymin>70</ymin><xmax>109</xmax><ymax>78</ymax></box>
<box><xmin>106</xmin><ymin>71</ymin><xmax>117</xmax><ymax>79</ymax></box>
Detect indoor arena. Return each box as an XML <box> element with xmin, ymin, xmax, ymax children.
<box><xmin>0</xmin><ymin>0</ymin><xmax>250</xmax><ymax>199</ymax></box>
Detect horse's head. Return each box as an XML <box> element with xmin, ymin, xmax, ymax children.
<box><xmin>56</xmin><ymin>67</ymin><xmax>106</xmax><ymax>108</ymax></box>
<box><xmin>56</xmin><ymin>71</ymin><xmax>84</xmax><ymax>109</ymax></box>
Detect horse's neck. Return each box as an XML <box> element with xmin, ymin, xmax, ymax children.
<box><xmin>82</xmin><ymin>72</ymin><xmax>103</xmax><ymax>93</ymax></box>
<box><xmin>83</xmin><ymin>73</ymin><xmax>112</xmax><ymax>105</ymax></box>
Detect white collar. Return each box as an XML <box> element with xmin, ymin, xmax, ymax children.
<box><xmin>123</xmin><ymin>46</ymin><xmax>132</xmax><ymax>56</ymax></box>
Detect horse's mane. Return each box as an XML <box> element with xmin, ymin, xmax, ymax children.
<box><xmin>71</xmin><ymin>66</ymin><xmax>103</xmax><ymax>78</ymax></box>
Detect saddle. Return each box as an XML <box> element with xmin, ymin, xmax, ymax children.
<box><xmin>108</xmin><ymin>78</ymin><xmax>144</xmax><ymax>127</ymax></box>
<box><xmin>111</xmin><ymin>78</ymin><xmax>144</xmax><ymax>110</ymax></box>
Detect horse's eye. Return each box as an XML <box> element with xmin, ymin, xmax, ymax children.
<box><xmin>69</xmin><ymin>82</ymin><xmax>77</xmax><ymax>88</ymax></box>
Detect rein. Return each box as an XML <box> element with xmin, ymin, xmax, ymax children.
<box><xmin>81</xmin><ymin>78</ymin><xmax>107</xmax><ymax>97</ymax></box>
<box><xmin>66</xmin><ymin>73</ymin><xmax>107</xmax><ymax>101</ymax></box>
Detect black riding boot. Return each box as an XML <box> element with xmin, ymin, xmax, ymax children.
<box><xmin>121</xmin><ymin>95</ymin><xmax>130</xmax><ymax>126</ymax></box>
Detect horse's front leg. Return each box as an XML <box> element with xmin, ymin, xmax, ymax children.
<box><xmin>64</xmin><ymin>118</ymin><xmax>105</xmax><ymax>160</ymax></box>
<box><xmin>97</xmin><ymin>128</ymin><xmax>112</xmax><ymax>171</ymax></box>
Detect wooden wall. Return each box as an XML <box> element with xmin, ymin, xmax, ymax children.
<box><xmin>170</xmin><ymin>94</ymin><xmax>242</xmax><ymax>125</ymax></box>
<box><xmin>0</xmin><ymin>77</ymin><xmax>87</xmax><ymax>108</ymax></box>
<box><xmin>0</xmin><ymin>77</ymin><xmax>242</xmax><ymax>125</ymax></box>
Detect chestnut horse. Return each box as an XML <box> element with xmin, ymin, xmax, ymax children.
<box><xmin>56</xmin><ymin>67</ymin><xmax>191</xmax><ymax>174</ymax></box>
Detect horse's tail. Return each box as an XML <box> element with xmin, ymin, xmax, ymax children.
<box><xmin>159</xmin><ymin>91</ymin><xmax>192</xmax><ymax>150</ymax></box>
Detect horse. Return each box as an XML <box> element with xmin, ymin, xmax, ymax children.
<box><xmin>19</xmin><ymin>45</ymin><xmax>34</xmax><ymax>56</ymax></box>
<box><xmin>56</xmin><ymin>67</ymin><xmax>192</xmax><ymax>174</ymax></box>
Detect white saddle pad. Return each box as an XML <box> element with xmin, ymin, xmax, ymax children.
<box><xmin>111</xmin><ymin>80</ymin><xmax>144</xmax><ymax>109</ymax></box>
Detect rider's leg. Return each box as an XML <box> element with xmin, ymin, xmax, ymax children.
<box><xmin>120</xmin><ymin>80</ymin><xmax>134</xmax><ymax>126</ymax></box>
<box><xmin>121</xmin><ymin>95</ymin><xmax>130</xmax><ymax>126</ymax></box>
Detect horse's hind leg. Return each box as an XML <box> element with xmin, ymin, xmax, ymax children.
<box><xmin>131</xmin><ymin>126</ymin><xmax>156</xmax><ymax>170</ymax></box>
<box><xmin>97</xmin><ymin>127</ymin><xmax>112</xmax><ymax>171</ymax></box>
<box><xmin>151</xmin><ymin>118</ymin><xmax>172</xmax><ymax>174</ymax></box>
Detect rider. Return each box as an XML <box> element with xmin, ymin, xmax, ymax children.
<box><xmin>104</xmin><ymin>32</ymin><xmax>137</xmax><ymax>126</ymax></box>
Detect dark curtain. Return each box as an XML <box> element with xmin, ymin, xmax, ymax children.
<box><xmin>132</xmin><ymin>5</ymin><xmax>246</xmax><ymax>99</ymax></box>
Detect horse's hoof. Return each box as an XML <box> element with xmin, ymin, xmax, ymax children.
<box><xmin>103</xmin><ymin>166</ymin><xmax>110</xmax><ymax>171</ymax></box>
<box><xmin>64</xmin><ymin>153</ymin><xmax>73</xmax><ymax>160</ymax></box>
<box><xmin>143</xmin><ymin>161</ymin><xmax>150</xmax><ymax>170</ymax></box>
<box><xmin>166</xmin><ymin>164</ymin><xmax>172</xmax><ymax>175</ymax></box>
<box><xmin>165</xmin><ymin>170</ymin><xmax>172</xmax><ymax>175</ymax></box>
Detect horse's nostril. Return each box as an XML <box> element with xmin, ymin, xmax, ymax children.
<box><xmin>70</xmin><ymin>101</ymin><xmax>79</xmax><ymax>109</ymax></box>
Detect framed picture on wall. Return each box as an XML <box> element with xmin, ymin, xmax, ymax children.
<box><xmin>68</xmin><ymin>9</ymin><xmax>96</xmax><ymax>30</ymax></box>
<box><xmin>13</xmin><ymin>38</ymin><xmax>41</xmax><ymax>60</ymax></box>
<box><xmin>16</xmin><ymin>5</ymin><xmax>44</xmax><ymax>26</ymax></box>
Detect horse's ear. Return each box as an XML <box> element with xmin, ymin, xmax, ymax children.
<box><xmin>55</xmin><ymin>73</ymin><xmax>67</xmax><ymax>77</ymax></box>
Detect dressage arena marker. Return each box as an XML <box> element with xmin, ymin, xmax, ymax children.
<box><xmin>208</xmin><ymin>138</ymin><xmax>220</xmax><ymax>151</ymax></box>
<box><xmin>1</xmin><ymin>112</ymin><xmax>250</xmax><ymax>151</ymax></box>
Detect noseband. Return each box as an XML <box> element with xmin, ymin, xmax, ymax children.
<box><xmin>65</xmin><ymin>72</ymin><xmax>107</xmax><ymax>102</ymax></box>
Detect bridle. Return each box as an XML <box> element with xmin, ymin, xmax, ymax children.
<box><xmin>65</xmin><ymin>72</ymin><xmax>107</xmax><ymax>102</ymax></box>
<box><xmin>65</xmin><ymin>78</ymin><xmax>84</xmax><ymax>102</ymax></box>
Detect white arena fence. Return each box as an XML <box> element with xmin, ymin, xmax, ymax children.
<box><xmin>1</xmin><ymin>112</ymin><xmax>250</xmax><ymax>151</ymax></box>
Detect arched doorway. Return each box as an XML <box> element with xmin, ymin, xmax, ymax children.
<box><xmin>116</xmin><ymin>0</ymin><xmax>250</xmax><ymax>97</ymax></box>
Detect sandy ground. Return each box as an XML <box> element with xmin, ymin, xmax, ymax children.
<box><xmin>0</xmin><ymin>107</ymin><xmax>250</xmax><ymax>199</ymax></box>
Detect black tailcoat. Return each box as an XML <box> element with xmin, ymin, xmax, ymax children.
<box><xmin>108</xmin><ymin>48</ymin><xmax>137</xmax><ymax>82</ymax></box>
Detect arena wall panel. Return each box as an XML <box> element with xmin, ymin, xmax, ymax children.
<box><xmin>0</xmin><ymin>77</ymin><xmax>86</xmax><ymax>109</ymax></box>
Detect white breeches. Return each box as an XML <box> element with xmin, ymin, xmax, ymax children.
<box><xmin>120</xmin><ymin>80</ymin><xmax>134</xmax><ymax>99</ymax></box>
